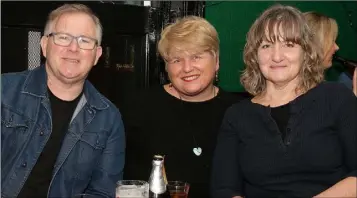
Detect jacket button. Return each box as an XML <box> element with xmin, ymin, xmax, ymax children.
<box><xmin>40</xmin><ymin>131</ymin><xmax>44</xmax><ymax>136</ymax></box>
<box><xmin>21</xmin><ymin>162</ymin><xmax>27</xmax><ymax>167</ymax></box>
<box><xmin>286</xmin><ymin>128</ymin><xmax>291</xmax><ymax>132</ymax></box>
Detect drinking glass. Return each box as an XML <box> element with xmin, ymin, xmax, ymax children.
<box><xmin>167</xmin><ymin>181</ymin><xmax>190</xmax><ymax>198</ymax></box>
<box><xmin>116</xmin><ymin>180</ymin><xmax>149</xmax><ymax>198</ymax></box>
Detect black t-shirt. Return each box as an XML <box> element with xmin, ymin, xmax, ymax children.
<box><xmin>121</xmin><ymin>86</ymin><xmax>245</xmax><ymax>198</ymax></box>
<box><xmin>18</xmin><ymin>88</ymin><xmax>82</xmax><ymax>198</ymax></box>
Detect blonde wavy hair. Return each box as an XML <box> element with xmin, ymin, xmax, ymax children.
<box><xmin>241</xmin><ymin>4</ymin><xmax>324</xmax><ymax>96</ymax></box>
<box><xmin>44</xmin><ymin>3</ymin><xmax>103</xmax><ymax>45</ymax></box>
<box><xmin>158</xmin><ymin>16</ymin><xmax>219</xmax><ymax>61</ymax></box>
<box><xmin>304</xmin><ymin>11</ymin><xmax>338</xmax><ymax>60</ymax></box>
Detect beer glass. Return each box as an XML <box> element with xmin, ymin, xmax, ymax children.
<box><xmin>167</xmin><ymin>181</ymin><xmax>190</xmax><ymax>198</ymax></box>
<box><xmin>116</xmin><ymin>180</ymin><xmax>149</xmax><ymax>198</ymax></box>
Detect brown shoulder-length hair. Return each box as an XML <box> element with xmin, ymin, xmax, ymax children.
<box><xmin>241</xmin><ymin>4</ymin><xmax>324</xmax><ymax>96</ymax></box>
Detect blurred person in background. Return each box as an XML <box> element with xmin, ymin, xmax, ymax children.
<box><xmin>304</xmin><ymin>11</ymin><xmax>357</xmax><ymax>96</ymax></box>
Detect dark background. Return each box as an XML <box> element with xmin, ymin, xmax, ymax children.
<box><xmin>5</xmin><ymin>2</ymin><xmax>353</xmax><ymax>105</ymax></box>
<box><xmin>1</xmin><ymin>1</ymin><xmax>211</xmax><ymax>108</ymax></box>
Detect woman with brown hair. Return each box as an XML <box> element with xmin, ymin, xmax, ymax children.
<box><xmin>211</xmin><ymin>4</ymin><xmax>356</xmax><ymax>198</ymax></box>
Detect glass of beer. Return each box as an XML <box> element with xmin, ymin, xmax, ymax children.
<box><xmin>116</xmin><ymin>180</ymin><xmax>149</xmax><ymax>198</ymax></box>
<box><xmin>167</xmin><ymin>181</ymin><xmax>190</xmax><ymax>198</ymax></box>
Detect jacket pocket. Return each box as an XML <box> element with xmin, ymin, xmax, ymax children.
<box><xmin>1</xmin><ymin>106</ymin><xmax>30</xmax><ymax>182</ymax></box>
<box><xmin>80</xmin><ymin>131</ymin><xmax>107</xmax><ymax>150</ymax></box>
<box><xmin>1</xmin><ymin>107</ymin><xmax>30</xmax><ymax>148</ymax></box>
<box><xmin>1</xmin><ymin>108</ymin><xmax>29</xmax><ymax>130</ymax></box>
<box><xmin>72</xmin><ymin>131</ymin><xmax>108</xmax><ymax>179</ymax></box>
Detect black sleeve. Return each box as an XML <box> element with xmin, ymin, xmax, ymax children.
<box><xmin>336</xmin><ymin>86</ymin><xmax>357</xmax><ymax>178</ymax></box>
<box><xmin>210</xmin><ymin>106</ymin><xmax>244</xmax><ymax>198</ymax></box>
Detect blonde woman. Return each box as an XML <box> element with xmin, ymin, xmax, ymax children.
<box><xmin>121</xmin><ymin>16</ymin><xmax>245</xmax><ymax>197</ymax></box>
<box><xmin>304</xmin><ymin>11</ymin><xmax>357</xmax><ymax>96</ymax></box>
<box><xmin>211</xmin><ymin>4</ymin><xmax>357</xmax><ymax>198</ymax></box>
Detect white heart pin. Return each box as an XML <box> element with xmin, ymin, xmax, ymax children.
<box><xmin>193</xmin><ymin>147</ymin><xmax>202</xmax><ymax>156</ymax></box>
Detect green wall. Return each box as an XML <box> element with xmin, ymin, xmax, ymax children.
<box><xmin>205</xmin><ymin>1</ymin><xmax>357</xmax><ymax>92</ymax></box>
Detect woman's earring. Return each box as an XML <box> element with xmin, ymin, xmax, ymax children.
<box><xmin>215</xmin><ymin>72</ymin><xmax>219</xmax><ymax>83</ymax></box>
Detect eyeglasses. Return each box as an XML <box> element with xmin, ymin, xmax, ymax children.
<box><xmin>47</xmin><ymin>32</ymin><xmax>98</xmax><ymax>50</ymax></box>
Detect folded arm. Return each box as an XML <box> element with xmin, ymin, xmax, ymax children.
<box><xmin>314</xmin><ymin>177</ymin><xmax>356</xmax><ymax>198</ymax></box>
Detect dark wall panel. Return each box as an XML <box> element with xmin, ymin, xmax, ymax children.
<box><xmin>1</xmin><ymin>1</ymin><xmax>150</xmax><ymax>108</ymax></box>
<box><xmin>1</xmin><ymin>27</ymin><xmax>30</xmax><ymax>73</ymax></box>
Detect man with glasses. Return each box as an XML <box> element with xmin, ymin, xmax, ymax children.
<box><xmin>1</xmin><ymin>3</ymin><xmax>125</xmax><ymax>198</ymax></box>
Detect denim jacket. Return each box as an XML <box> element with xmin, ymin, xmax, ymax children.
<box><xmin>1</xmin><ymin>65</ymin><xmax>125</xmax><ymax>198</ymax></box>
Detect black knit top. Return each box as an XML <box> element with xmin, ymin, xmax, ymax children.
<box><xmin>121</xmin><ymin>86</ymin><xmax>245</xmax><ymax>198</ymax></box>
<box><xmin>211</xmin><ymin>82</ymin><xmax>357</xmax><ymax>198</ymax></box>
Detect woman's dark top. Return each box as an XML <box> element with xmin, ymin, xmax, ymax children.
<box><xmin>271</xmin><ymin>103</ymin><xmax>290</xmax><ymax>141</ymax></box>
<box><xmin>121</xmin><ymin>86</ymin><xmax>245</xmax><ymax>198</ymax></box>
<box><xmin>211</xmin><ymin>82</ymin><xmax>357</xmax><ymax>198</ymax></box>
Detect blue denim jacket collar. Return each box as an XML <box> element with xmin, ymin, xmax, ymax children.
<box><xmin>21</xmin><ymin>64</ymin><xmax>109</xmax><ymax>110</ymax></box>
